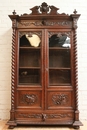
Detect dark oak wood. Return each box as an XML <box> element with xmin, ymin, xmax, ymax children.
<box><xmin>7</xmin><ymin>2</ymin><xmax>83</xmax><ymax>129</ymax></box>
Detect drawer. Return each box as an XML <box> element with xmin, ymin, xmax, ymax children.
<box><xmin>15</xmin><ymin>110</ymin><xmax>74</xmax><ymax>124</ymax></box>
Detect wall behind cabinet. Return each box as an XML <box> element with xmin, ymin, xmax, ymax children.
<box><xmin>0</xmin><ymin>0</ymin><xmax>87</xmax><ymax>120</ymax></box>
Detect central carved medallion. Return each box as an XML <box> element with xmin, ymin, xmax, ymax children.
<box><xmin>21</xmin><ymin>94</ymin><xmax>37</xmax><ymax>105</ymax></box>
<box><xmin>52</xmin><ymin>94</ymin><xmax>68</xmax><ymax>105</ymax></box>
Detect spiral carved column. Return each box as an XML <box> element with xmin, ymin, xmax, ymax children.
<box><xmin>73</xmin><ymin>28</ymin><xmax>80</xmax><ymax>124</ymax></box>
<box><xmin>72</xmin><ymin>14</ymin><xmax>83</xmax><ymax>128</ymax></box>
<box><xmin>10</xmin><ymin>24</ymin><xmax>16</xmax><ymax>121</ymax></box>
<box><xmin>11</xmin><ymin>28</ymin><xmax>16</xmax><ymax>109</ymax></box>
<box><xmin>73</xmin><ymin>29</ymin><xmax>78</xmax><ymax>112</ymax></box>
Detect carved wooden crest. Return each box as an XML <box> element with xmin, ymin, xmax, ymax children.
<box><xmin>30</xmin><ymin>2</ymin><xmax>59</xmax><ymax>15</ymax></box>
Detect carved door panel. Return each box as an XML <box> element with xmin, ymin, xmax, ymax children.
<box><xmin>17</xmin><ymin>29</ymin><xmax>45</xmax><ymax>111</ymax></box>
<box><xmin>44</xmin><ymin>29</ymin><xmax>74</xmax><ymax>121</ymax></box>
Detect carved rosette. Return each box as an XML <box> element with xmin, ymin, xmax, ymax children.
<box><xmin>52</xmin><ymin>94</ymin><xmax>68</xmax><ymax>105</ymax></box>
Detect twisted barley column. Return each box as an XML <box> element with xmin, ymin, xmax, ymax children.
<box><xmin>11</xmin><ymin>28</ymin><xmax>16</xmax><ymax>111</ymax></box>
<box><xmin>73</xmin><ymin>28</ymin><xmax>78</xmax><ymax>111</ymax></box>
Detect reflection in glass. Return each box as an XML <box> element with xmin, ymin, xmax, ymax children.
<box><xmin>49</xmin><ymin>34</ymin><xmax>70</xmax><ymax>48</ymax></box>
<box><xmin>20</xmin><ymin>34</ymin><xmax>41</xmax><ymax>47</ymax></box>
<box><xmin>26</xmin><ymin>34</ymin><xmax>41</xmax><ymax>47</ymax></box>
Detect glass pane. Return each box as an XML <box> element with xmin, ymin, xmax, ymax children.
<box><xmin>49</xmin><ymin>49</ymin><xmax>70</xmax><ymax>68</ymax></box>
<box><xmin>19</xmin><ymin>69</ymin><xmax>40</xmax><ymax>85</ymax></box>
<box><xmin>19</xmin><ymin>33</ymin><xmax>41</xmax><ymax>85</ymax></box>
<box><xmin>49</xmin><ymin>33</ymin><xmax>71</xmax><ymax>86</ymax></box>
<box><xmin>49</xmin><ymin>70</ymin><xmax>71</xmax><ymax>85</ymax></box>
<box><xmin>49</xmin><ymin>34</ymin><xmax>70</xmax><ymax>48</ymax></box>
<box><xmin>20</xmin><ymin>34</ymin><xmax>41</xmax><ymax>47</ymax></box>
<box><xmin>19</xmin><ymin>49</ymin><xmax>40</xmax><ymax>67</ymax></box>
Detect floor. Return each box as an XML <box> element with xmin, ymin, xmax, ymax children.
<box><xmin>0</xmin><ymin>120</ymin><xmax>86</xmax><ymax>130</ymax></box>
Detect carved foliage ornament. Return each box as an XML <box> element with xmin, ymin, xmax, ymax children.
<box><xmin>73</xmin><ymin>18</ymin><xmax>78</xmax><ymax>29</ymax></box>
<box><xmin>48</xmin><ymin>32</ymin><xmax>71</xmax><ymax>38</ymax></box>
<box><xmin>18</xmin><ymin>2</ymin><xmax>68</xmax><ymax>15</ymax></box>
<box><xmin>12</xmin><ymin>19</ymin><xmax>17</xmax><ymax>28</ymax></box>
<box><xmin>19</xmin><ymin>113</ymin><xmax>72</xmax><ymax>119</ymax></box>
<box><xmin>52</xmin><ymin>94</ymin><xmax>68</xmax><ymax>105</ymax></box>
<box><xmin>19</xmin><ymin>21</ymin><xmax>72</xmax><ymax>26</ymax></box>
<box><xmin>19</xmin><ymin>31</ymin><xmax>42</xmax><ymax>38</ymax></box>
<box><xmin>30</xmin><ymin>2</ymin><xmax>59</xmax><ymax>15</ymax></box>
<box><xmin>21</xmin><ymin>94</ymin><xmax>37</xmax><ymax>105</ymax></box>
<box><xmin>12</xmin><ymin>4</ymin><xmax>78</xmax><ymax>16</ymax></box>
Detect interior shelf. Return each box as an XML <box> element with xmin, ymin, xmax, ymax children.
<box><xmin>19</xmin><ymin>68</ymin><xmax>41</xmax><ymax>84</ymax></box>
<box><xmin>19</xmin><ymin>67</ymin><xmax>40</xmax><ymax>69</ymax></box>
<box><xmin>49</xmin><ymin>47</ymin><xmax>70</xmax><ymax>50</ymax></box>
<box><xmin>19</xmin><ymin>47</ymin><xmax>41</xmax><ymax>49</ymax></box>
<box><xmin>49</xmin><ymin>67</ymin><xmax>71</xmax><ymax>70</ymax></box>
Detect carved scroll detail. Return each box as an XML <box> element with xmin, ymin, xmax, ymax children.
<box><xmin>52</xmin><ymin>94</ymin><xmax>68</xmax><ymax>105</ymax></box>
<box><xmin>30</xmin><ymin>2</ymin><xmax>59</xmax><ymax>15</ymax></box>
<box><xmin>20</xmin><ymin>2</ymin><xmax>68</xmax><ymax>15</ymax></box>
<box><xmin>48</xmin><ymin>32</ymin><xmax>71</xmax><ymax>38</ymax></box>
<box><xmin>19</xmin><ymin>113</ymin><xmax>72</xmax><ymax>119</ymax></box>
<box><xmin>47</xmin><ymin>113</ymin><xmax>71</xmax><ymax>118</ymax></box>
<box><xmin>19</xmin><ymin>31</ymin><xmax>42</xmax><ymax>38</ymax></box>
<box><xmin>19</xmin><ymin>113</ymin><xmax>41</xmax><ymax>118</ymax></box>
<box><xmin>19</xmin><ymin>21</ymin><xmax>71</xmax><ymax>26</ymax></box>
<box><xmin>21</xmin><ymin>94</ymin><xmax>37</xmax><ymax>105</ymax></box>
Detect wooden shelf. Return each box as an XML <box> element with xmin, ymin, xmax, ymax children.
<box><xmin>49</xmin><ymin>47</ymin><xmax>70</xmax><ymax>50</ymax></box>
<box><xmin>49</xmin><ymin>67</ymin><xmax>71</xmax><ymax>70</ymax></box>
<box><xmin>49</xmin><ymin>83</ymin><xmax>71</xmax><ymax>86</ymax></box>
<box><xmin>19</xmin><ymin>67</ymin><xmax>40</xmax><ymax>69</ymax></box>
<box><xmin>20</xmin><ymin>47</ymin><xmax>41</xmax><ymax>49</ymax></box>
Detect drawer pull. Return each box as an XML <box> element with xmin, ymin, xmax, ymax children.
<box><xmin>42</xmin><ymin>113</ymin><xmax>46</xmax><ymax>121</ymax></box>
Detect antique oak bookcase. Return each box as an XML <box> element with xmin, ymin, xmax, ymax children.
<box><xmin>7</xmin><ymin>2</ymin><xmax>82</xmax><ymax>129</ymax></box>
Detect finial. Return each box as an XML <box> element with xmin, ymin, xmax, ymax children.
<box><xmin>12</xmin><ymin>10</ymin><xmax>16</xmax><ymax>15</ymax></box>
<box><xmin>73</xmin><ymin>9</ymin><xmax>77</xmax><ymax>14</ymax></box>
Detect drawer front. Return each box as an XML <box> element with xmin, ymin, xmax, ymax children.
<box><xmin>15</xmin><ymin>110</ymin><xmax>74</xmax><ymax>124</ymax></box>
<box><xmin>47</xmin><ymin>91</ymin><xmax>73</xmax><ymax>109</ymax></box>
<box><xmin>17</xmin><ymin>90</ymin><xmax>42</xmax><ymax>109</ymax></box>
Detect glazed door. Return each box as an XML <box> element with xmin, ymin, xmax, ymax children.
<box><xmin>16</xmin><ymin>29</ymin><xmax>74</xmax><ymax>123</ymax></box>
<box><xmin>44</xmin><ymin>29</ymin><xmax>74</xmax><ymax>122</ymax></box>
<box><xmin>17</xmin><ymin>29</ymin><xmax>45</xmax><ymax>117</ymax></box>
